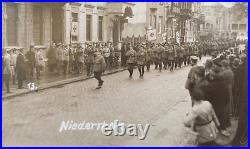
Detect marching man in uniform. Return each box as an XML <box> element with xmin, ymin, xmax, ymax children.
<box><xmin>145</xmin><ymin>43</ymin><xmax>153</xmax><ymax>71</ymax></box>
<box><xmin>126</xmin><ymin>45</ymin><xmax>137</xmax><ymax>78</ymax></box>
<box><xmin>136</xmin><ymin>44</ymin><xmax>146</xmax><ymax>78</ymax></box>
<box><xmin>93</xmin><ymin>51</ymin><xmax>106</xmax><ymax>89</ymax></box>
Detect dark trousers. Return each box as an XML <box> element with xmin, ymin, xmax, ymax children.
<box><xmin>178</xmin><ymin>57</ymin><xmax>183</xmax><ymax>68</ymax></box>
<box><xmin>27</xmin><ymin>65</ymin><xmax>34</xmax><ymax>81</ymax></box>
<box><xmin>127</xmin><ymin>63</ymin><xmax>134</xmax><ymax>77</ymax></box>
<box><xmin>76</xmin><ymin>61</ymin><xmax>83</xmax><ymax>74</ymax></box>
<box><xmin>145</xmin><ymin>60</ymin><xmax>151</xmax><ymax>71</ymax></box>
<box><xmin>18</xmin><ymin>79</ymin><xmax>23</xmax><ymax>89</ymax></box>
<box><xmin>168</xmin><ymin>60</ymin><xmax>175</xmax><ymax>71</ymax></box>
<box><xmin>36</xmin><ymin>66</ymin><xmax>41</xmax><ymax>80</ymax></box>
<box><xmin>94</xmin><ymin>72</ymin><xmax>103</xmax><ymax>86</ymax></box>
<box><xmin>183</xmin><ymin>56</ymin><xmax>187</xmax><ymax>66</ymax></box>
<box><xmin>214</xmin><ymin>103</ymin><xmax>231</xmax><ymax>130</ymax></box>
<box><xmin>3</xmin><ymin>74</ymin><xmax>10</xmax><ymax>93</ymax></box>
<box><xmin>62</xmin><ymin>60</ymin><xmax>68</xmax><ymax>75</ymax></box>
<box><xmin>48</xmin><ymin>63</ymin><xmax>57</xmax><ymax>72</ymax></box>
<box><xmin>138</xmin><ymin>65</ymin><xmax>145</xmax><ymax>76</ymax></box>
<box><xmin>163</xmin><ymin>59</ymin><xmax>168</xmax><ymax>69</ymax></box>
<box><xmin>198</xmin><ymin>54</ymin><xmax>202</xmax><ymax>60</ymax></box>
<box><xmin>154</xmin><ymin>59</ymin><xmax>162</xmax><ymax>71</ymax></box>
<box><xmin>175</xmin><ymin>57</ymin><xmax>182</xmax><ymax>68</ymax></box>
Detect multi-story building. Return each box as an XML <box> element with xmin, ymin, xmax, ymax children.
<box><xmin>122</xmin><ymin>2</ymin><xmax>166</xmax><ymax>43</ymax></box>
<box><xmin>185</xmin><ymin>2</ymin><xmax>203</xmax><ymax>42</ymax></box>
<box><xmin>199</xmin><ymin>3</ymin><xmax>247</xmax><ymax>40</ymax></box>
<box><xmin>2</xmin><ymin>2</ymin><xmax>135</xmax><ymax>51</ymax></box>
<box><xmin>227</xmin><ymin>4</ymin><xmax>248</xmax><ymax>40</ymax></box>
<box><xmin>165</xmin><ymin>2</ymin><xmax>196</xmax><ymax>43</ymax></box>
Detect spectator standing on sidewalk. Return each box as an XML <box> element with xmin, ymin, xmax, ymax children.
<box><xmin>109</xmin><ymin>43</ymin><xmax>115</xmax><ymax>67</ymax></box>
<box><xmin>102</xmin><ymin>44</ymin><xmax>110</xmax><ymax>69</ymax></box>
<box><xmin>184</xmin><ymin>88</ymin><xmax>220</xmax><ymax>147</ymax></box>
<box><xmin>221</xmin><ymin>60</ymin><xmax>234</xmax><ymax>117</ymax></box>
<box><xmin>10</xmin><ymin>48</ymin><xmax>17</xmax><ymax>85</ymax></box>
<box><xmin>84</xmin><ymin>44</ymin><xmax>94</xmax><ymax>76</ymax></box>
<box><xmin>47</xmin><ymin>43</ymin><xmax>57</xmax><ymax>73</ymax></box>
<box><xmin>56</xmin><ymin>43</ymin><xmax>63</xmax><ymax>75</ymax></box>
<box><xmin>185</xmin><ymin>56</ymin><xmax>199</xmax><ymax>106</ymax></box>
<box><xmin>121</xmin><ymin>43</ymin><xmax>128</xmax><ymax>67</ymax></box>
<box><xmin>16</xmin><ymin>48</ymin><xmax>26</xmax><ymax>89</ymax></box>
<box><xmin>62</xmin><ymin>44</ymin><xmax>69</xmax><ymax>75</ymax></box>
<box><xmin>25</xmin><ymin>45</ymin><xmax>36</xmax><ymax>82</ymax></box>
<box><xmin>232</xmin><ymin>55</ymin><xmax>247</xmax><ymax>146</ymax></box>
<box><xmin>68</xmin><ymin>44</ymin><xmax>74</xmax><ymax>74</ymax></box>
<box><xmin>206</xmin><ymin>65</ymin><xmax>231</xmax><ymax>137</ymax></box>
<box><xmin>93</xmin><ymin>51</ymin><xmax>106</xmax><ymax>89</ymax></box>
<box><xmin>35</xmin><ymin>47</ymin><xmax>44</xmax><ymax>80</ymax></box>
<box><xmin>2</xmin><ymin>48</ymin><xmax>11</xmax><ymax>93</ymax></box>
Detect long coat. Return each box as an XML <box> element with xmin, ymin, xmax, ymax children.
<box><xmin>126</xmin><ymin>49</ymin><xmax>136</xmax><ymax>64</ymax></box>
<box><xmin>3</xmin><ymin>54</ymin><xmax>11</xmax><ymax>75</ymax></box>
<box><xmin>16</xmin><ymin>53</ymin><xmax>26</xmax><ymax>81</ymax></box>
<box><xmin>25</xmin><ymin>50</ymin><xmax>36</xmax><ymax>67</ymax></box>
<box><xmin>47</xmin><ymin>47</ymin><xmax>57</xmax><ymax>65</ymax></box>
<box><xmin>84</xmin><ymin>47</ymin><xmax>94</xmax><ymax>64</ymax></box>
<box><xmin>136</xmin><ymin>48</ymin><xmax>146</xmax><ymax>65</ymax></box>
<box><xmin>93</xmin><ymin>54</ymin><xmax>106</xmax><ymax>73</ymax></box>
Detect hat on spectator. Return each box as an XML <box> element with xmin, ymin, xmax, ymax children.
<box><xmin>190</xmin><ymin>56</ymin><xmax>198</xmax><ymax>64</ymax></box>
<box><xmin>6</xmin><ymin>48</ymin><xmax>11</xmax><ymax>52</ymax></box>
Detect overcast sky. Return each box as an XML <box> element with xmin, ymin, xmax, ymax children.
<box><xmin>203</xmin><ymin>2</ymin><xmax>235</xmax><ymax>8</ymax></box>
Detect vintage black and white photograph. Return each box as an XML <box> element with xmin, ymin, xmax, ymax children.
<box><xmin>2</xmin><ymin>2</ymin><xmax>248</xmax><ymax>147</ymax></box>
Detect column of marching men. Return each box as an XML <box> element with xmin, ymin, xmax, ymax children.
<box><xmin>2</xmin><ymin>39</ymin><xmax>247</xmax><ymax>91</ymax></box>
<box><xmin>183</xmin><ymin>41</ymin><xmax>247</xmax><ymax>146</ymax></box>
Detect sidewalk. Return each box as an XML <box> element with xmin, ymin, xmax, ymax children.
<box><xmin>2</xmin><ymin>66</ymin><xmax>126</xmax><ymax>100</ymax></box>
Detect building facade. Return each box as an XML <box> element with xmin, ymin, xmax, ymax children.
<box><xmin>2</xmin><ymin>2</ymin><xmax>135</xmax><ymax>51</ymax></box>
<box><xmin>199</xmin><ymin>3</ymin><xmax>248</xmax><ymax>41</ymax></box>
<box><xmin>122</xmin><ymin>2</ymin><xmax>166</xmax><ymax>43</ymax></box>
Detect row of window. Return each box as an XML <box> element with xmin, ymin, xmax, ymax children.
<box><xmin>149</xmin><ymin>8</ymin><xmax>164</xmax><ymax>34</ymax></box>
<box><xmin>71</xmin><ymin>12</ymin><xmax>104</xmax><ymax>42</ymax></box>
<box><xmin>205</xmin><ymin>23</ymin><xmax>247</xmax><ymax>31</ymax></box>
<box><xmin>231</xmin><ymin>24</ymin><xmax>247</xmax><ymax>30</ymax></box>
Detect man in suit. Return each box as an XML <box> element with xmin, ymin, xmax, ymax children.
<box><xmin>16</xmin><ymin>47</ymin><xmax>26</xmax><ymax>89</ymax></box>
<box><xmin>25</xmin><ymin>45</ymin><xmax>36</xmax><ymax>81</ymax></box>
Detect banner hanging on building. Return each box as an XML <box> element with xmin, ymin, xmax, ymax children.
<box><xmin>71</xmin><ymin>22</ymin><xmax>79</xmax><ymax>36</ymax></box>
<box><xmin>147</xmin><ymin>29</ymin><xmax>157</xmax><ymax>41</ymax></box>
<box><xmin>176</xmin><ymin>31</ymin><xmax>180</xmax><ymax>44</ymax></box>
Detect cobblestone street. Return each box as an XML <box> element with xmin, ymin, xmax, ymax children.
<box><xmin>3</xmin><ymin>59</ymin><xmax>201</xmax><ymax>146</ymax></box>
<box><xmin>2</xmin><ymin>57</ymin><xmax>237</xmax><ymax>146</ymax></box>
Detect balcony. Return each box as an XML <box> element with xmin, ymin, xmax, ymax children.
<box><xmin>106</xmin><ymin>2</ymin><xmax>135</xmax><ymax>16</ymax></box>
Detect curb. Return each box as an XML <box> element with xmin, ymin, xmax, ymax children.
<box><xmin>2</xmin><ymin>68</ymin><xmax>127</xmax><ymax>100</ymax></box>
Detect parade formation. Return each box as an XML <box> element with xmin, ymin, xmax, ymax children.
<box><xmin>2</xmin><ymin>2</ymin><xmax>248</xmax><ymax>147</ymax></box>
<box><xmin>2</xmin><ymin>39</ymin><xmax>247</xmax><ymax>90</ymax></box>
